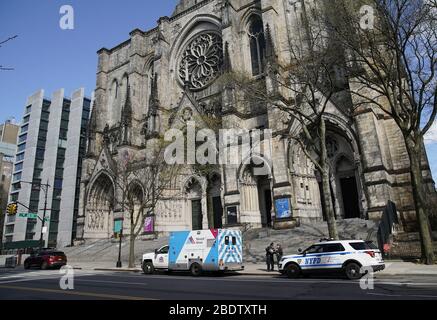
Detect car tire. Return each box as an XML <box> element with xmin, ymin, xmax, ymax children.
<box><xmin>142</xmin><ymin>261</ymin><xmax>154</xmax><ymax>275</ymax></box>
<box><xmin>24</xmin><ymin>262</ymin><xmax>30</xmax><ymax>270</ymax></box>
<box><xmin>190</xmin><ymin>263</ymin><xmax>202</xmax><ymax>277</ymax></box>
<box><xmin>41</xmin><ymin>261</ymin><xmax>49</xmax><ymax>270</ymax></box>
<box><xmin>285</xmin><ymin>263</ymin><xmax>301</xmax><ymax>279</ymax></box>
<box><xmin>345</xmin><ymin>262</ymin><xmax>363</xmax><ymax>280</ymax></box>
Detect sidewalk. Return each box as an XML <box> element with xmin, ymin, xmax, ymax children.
<box><xmin>69</xmin><ymin>260</ymin><xmax>437</xmax><ymax>277</ymax></box>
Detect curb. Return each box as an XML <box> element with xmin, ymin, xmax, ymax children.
<box><xmin>94</xmin><ymin>268</ymin><xmax>142</xmax><ymax>273</ymax></box>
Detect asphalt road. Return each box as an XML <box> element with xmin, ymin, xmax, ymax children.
<box><xmin>1</xmin><ymin>267</ymin><xmax>437</xmax><ymax>300</ymax></box>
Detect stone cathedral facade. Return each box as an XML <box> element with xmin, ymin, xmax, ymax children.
<box><xmin>77</xmin><ymin>0</ymin><xmax>435</xmax><ymax>241</ymax></box>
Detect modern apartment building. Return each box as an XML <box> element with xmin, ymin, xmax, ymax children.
<box><xmin>0</xmin><ymin>120</ymin><xmax>20</xmax><ymax>249</ymax></box>
<box><xmin>2</xmin><ymin>89</ymin><xmax>91</xmax><ymax>248</ymax></box>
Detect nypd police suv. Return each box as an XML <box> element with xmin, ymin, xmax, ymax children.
<box><xmin>279</xmin><ymin>239</ymin><xmax>385</xmax><ymax>280</ymax></box>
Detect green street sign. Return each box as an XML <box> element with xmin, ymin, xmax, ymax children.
<box><xmin>18</xmin><ymin>213</ymin><xmax>38</xmax><ymax>219</ymax></box>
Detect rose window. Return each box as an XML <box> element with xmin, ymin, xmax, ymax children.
<box><xmin>178</xmin><ymin>32</ymin><xmax>223</xmax><ymax>90</ymax></box>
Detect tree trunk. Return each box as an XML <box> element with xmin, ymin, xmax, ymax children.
<box><xmin>406</xmin><ymin>139</ymin><xmax>435</xmax><ymax>265</ymax></box>
<box><xmin>321</xmin><ymin>168</ymin><xmax>339</xmax><ymax>240</ymax></box>
<box><xmin>320</xmin><ymin>119</ymin><xmax>339</xmax><ymax>240</ymax></box>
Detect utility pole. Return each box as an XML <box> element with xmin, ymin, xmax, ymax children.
<box><xmin>39</xmin><ymin>182</ymin><xmax>49</xmax><ymax>250</ymax></box>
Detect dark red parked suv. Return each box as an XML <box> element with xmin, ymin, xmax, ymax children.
<box><xmin>24</xmin><ymin>250</ymin><xmax>67</xmax><ymax>270</ymax></box>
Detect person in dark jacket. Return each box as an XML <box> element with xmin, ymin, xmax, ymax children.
<box><xmin>265</xmin><ymin>242</ymin><xmax>275</xmax><ymax>271</ymax></box>
<box><xmin>275</xmin><ymin>244</ymin><xmax>283</xmax><ymax>268</ymax></box>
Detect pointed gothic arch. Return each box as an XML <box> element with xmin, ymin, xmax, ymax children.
<box><xmin>85</xmin><ymin>171</ymin><xmax>116</xmax><ymax>237</ymax></box>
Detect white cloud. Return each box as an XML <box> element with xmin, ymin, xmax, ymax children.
<box><xmin>425</xmin><ymin>120</ymin><xmax>437</xmax><ymax>145</ymax></box>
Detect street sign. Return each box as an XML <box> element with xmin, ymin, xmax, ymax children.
<box><xmin>18</xmin><ymin>213</ymin><xmax>38</xmax><ymax>219</ymax></box>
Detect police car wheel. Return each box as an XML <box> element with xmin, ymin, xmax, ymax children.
<box><xmin>285</xmin><ymin>263</ymin><xmax>301</xmax><ymax>279</ymax></box>
<box><xmin>345</xmin><ymin>262</ymin><xmax>363</xmax><ymax>280</ymax></box>
<box><xmin>190</xmin><ymin>263</ymin><xmax>202</xmax><ymax>277</ymax></box>
<box><xmin>41</xmin><ymin>262</ymin><xmax>49</xmax><ymax>270</ymax></box>
<box><xmin>142</xmin><ymin>261</ymin><xmax>154</xmax><ymax>275</ymax></box>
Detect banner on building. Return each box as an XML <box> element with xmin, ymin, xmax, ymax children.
<box><xmin>114</xmin><ymin>219</ymin><xmax>123</xmax><ymax>233</ymax></box>
<box><xmin>275</xmin><ymin>198</ymin><xmax>292</xmax><ymax>219</ymax></box>
<box><xmin>144</xmin><ymin>216</ymin><xmax>154</xmax><ymax>233</ymax></box>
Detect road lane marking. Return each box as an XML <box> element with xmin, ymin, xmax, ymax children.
<box><xmin>367</xmin><ymin>292</ymin><xmax>437</xmax><ymax>299</ymax></box>
<box><xmin>101</xmin><ymin>274</ymin><xmax>437</xmax><ymax>287</ymax></box>
<box><xmin>76</xmin><ymin>279</ymin><xmax>149</xmax><ymax>286</ymax></box>
<box><xmin>0</xmin><ymin>285</ymin><xmax>156</xmax><ymax>300</ymax></box>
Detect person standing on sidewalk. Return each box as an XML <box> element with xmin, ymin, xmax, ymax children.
<box><xmin>275</xmin><ymin>244</ymin><xmax>283</xmax><ymax>268</ymax></box>
<box><xmin>265</xmin><ymin>243</ymin><xmax>275</xmax><ymax>271</ymax></box>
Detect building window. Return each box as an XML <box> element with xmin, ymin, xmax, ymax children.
<box><xmin>16</xmin><ymin>153</ymin><xmax>25</xmax><ymax>162</ymax></box>
<box><xmin>17</xmin><ymin>143</ymin><xmax>26</xmax><ymax>153</ymax></box>
<box><xmin>5</xmin><ymin>225</ymin><xmax>15</xmax><ymax>234</ymax></box>
<box><xmin>25</xmin><ymin>105</ymin><xmax>32</xmax><ymax>114</ymax></box>
<box><xmin>14</xmin><ymin>163</ymin><xmax>23</xmax><ymax>172</ymax></box>
<box><xmin>25</xmin><ymin>233</ymin><xmax>35</xmax><ymax>241</ymax></box>
<box><xmin>13</xmin><ymin>172</ymin><xmax>22</xmax><ymax>182</ymax></box>
<box><xmin>33</xmin><ymin>169</ymin><xmax>43</xmax><ymax>180</ymax></box>
<box><xmin>18</xmin><ymin>133</ymin><xmax>27</xmax><ymax>143</ymax></box>
<box><xmin>23</xmin><ymin>115</ymin><xmax>30</xmax><ymax>124</ymax></box>
<box><xmin>36</xmin><ymin>148</ymin><xmax>45</xmax><ymax>159</ymax></box>
<box><xmin>21</xmin><ymin>124</ymin><xmax>29</xmax><ymax>133</ymax></box>
<box><xmin>58</xmin><ymin>139</ymin><xmax>68</xmax><ymax>148</ymax></box>
<box><xmin>54</xmin><ymin>179</ymin><xmax>63</xmax><ymax>189</ymax></box>
<box><xmin>41</xmin><ymin>111</ymin><xmax>50</xmax><ymax>121</ymax></box>
<box><xmin>40</xmin><ymin>121</ymin><xmax>49</xmax><ymax>131</ymax></box>
<box><xmin>247</xmin><ymin>15</ymin><xmax>266</xmax><ymax>76</ymax></box>
<box><xmin>5</xmin><ymin>236</ymin><xmax>13</xmax><ymax>243</ymax></box>
<box><xmin>11</xmin><ymin>182</ymin><xmax>21</xmax><ymax>192</ymax></box>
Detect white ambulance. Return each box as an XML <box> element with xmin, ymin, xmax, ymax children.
<box><xmin>142</xmin><ymin>229</ymin><xmax>244</xmax><ymax>276</ymax></box>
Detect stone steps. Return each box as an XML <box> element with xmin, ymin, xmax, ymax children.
<box><xmin>65</xmin><ymin>219</ymin><xmax>378</xmax><ymax>264</ymax></box>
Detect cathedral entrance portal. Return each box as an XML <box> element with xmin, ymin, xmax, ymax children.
<box><xmin>340</xmin><ymin>176</ymin><xmax>360</xmax><ymax>219</ymax></box>
<box><xmin>192</xmin><ymin>200</ymin><xmax>202</xmax><ymax>231</ymax></box>
<box><xmin>240</xmin><ymin>165</ymin><xmax>273</xmax><ymax>229</ymax></box>
<box><xmin>85</xmin><ymin>172</ymin><xmax>115</xmax><ymax>238</ymax></box>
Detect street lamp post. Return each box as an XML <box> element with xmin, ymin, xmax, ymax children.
<box><xmin>39</xmin><ymin>184</ymin><xmax>49</xmax><ymax>250</ymax></box>
<box><xmin>116</xmin><ymin>227</ymin><xmax>123</xmax><ymax>268</ymax></box>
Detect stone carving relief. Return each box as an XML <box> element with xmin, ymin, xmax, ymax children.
<box><xmin>178</xmin><ymin>32</ymin><xmax>223</xmax><ymax>90</ymax></box>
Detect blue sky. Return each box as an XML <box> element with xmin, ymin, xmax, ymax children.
<box><xmin>0</xmin><ymin>0</ymin><xmax>436</xmax><ymax>180</ymax></box>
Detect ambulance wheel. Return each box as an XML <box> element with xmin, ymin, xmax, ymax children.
<box><xmin>285</xmin><ymin>263</ymin><xmax>301</xmax><ymax>279</ymax></box>
<box><xmin>345</xmin><ymin>262</ymin><xmax>363</xmax><ymax>280</ymax></box>
<box><xmin>190</xmin><ymin>263</ymin><xmax>202</xmax><ymax>277</ymax></box>
<box><xmin>142</xmin><ymin>261</ymin><xmax>154</xmax><ymax>275</ymax></box>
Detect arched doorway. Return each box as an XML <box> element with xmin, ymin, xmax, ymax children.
<box><xmin>326</xmin><ymin>134</ymin><xmax>363</xmax><ymax>220</ymax></box>
<box><xmin>208</xmin><ymin>173</ymin><xmax>223</xmax><ymax>229</ymax></box>
<box><xmin>240</xmin><ymin>165</ymin><xmax>273</xmax><ymax>228</ymax></box>
<box><xmin>86</xmin><ymin>172</ymin><xmax>115</xmax><ymax>238</ymax></box>
<box><xmin>127</xmin><ymin>182</ymin><xmax>145</xmax><ymax>235</ymax></box>
<box><xmin>185</xmin><ymin>177</ymin><xmax>203</xmax><ymax>231</ymax></box>
<box><xmin>335</xmin><ymin>156</ymin><xmax>361</xmax><ymax>219</ymax></box>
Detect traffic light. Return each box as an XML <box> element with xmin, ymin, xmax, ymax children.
<box><xmin>6</xmin><ymin>203</ymin><xmax>18</xmax><ymax>215</ymax></box>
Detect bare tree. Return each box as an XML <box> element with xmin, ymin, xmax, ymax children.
<box><xmin>0</xmin><ymin>35</ymin><xmax>18</xmax><ymax>71</ymax></box>
<box><xmin>326</xmin><ymin>0</ymin><xmax>436</xmax><ymax>263</ymax></box>
<box><xmin>219</xmin><ymin>22</ymin><xmax>345</xmax><ymax>239</ymax></box>
<box><xmin>116</xmin><ymin>140</ymin><xmax>181</xmax><ymax>268</ymax></box>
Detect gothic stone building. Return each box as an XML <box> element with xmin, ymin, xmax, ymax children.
<box><xmin>77</xmin><ymin>0</ymin><xmax>435</xmax><ymax>241</ymax></box>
